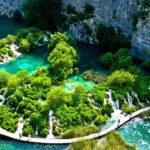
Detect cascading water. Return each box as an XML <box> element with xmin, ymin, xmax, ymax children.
<box><xmin>127</xmin><ymin>92</ymin><xmax>133</xmax><ymax>106</ymax></box>
<box><xmin>15</xmin><ymin>117</ymin><xmax>23</xmax><ymax>135</ymax></box>
<box><xmin>116</xmin><ymin>99</ymin><xmax>120</xmax><ymax>109</ymax></box>
<box><xmin>106</xmin><ymin>90</ymin><xmax>125</xmax><ymax>121</ymax></box>
<box><xmin>106</xmin><ymin>90</ymin><xmax>117</xmax><ymax>110</ymax></box>
<box><xmin>35</xmin><ymin>126</ymin><xmax>38</xmax><ymax>136</ymax></box>
<box><xmin>131</xmin><ymin>91</ymin><xmax>144</xmax><ymax>107</ymax></box>
<box><xmin>0</xmin><ymin>91</ymin><xmax>5</xmax><ymax>106</ymax></box>
<box><xmin>47</xmin><ymin>110</ymin><xmax>55</xmax><ymax>139</ymax></box>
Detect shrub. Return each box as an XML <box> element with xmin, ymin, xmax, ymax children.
<box><xmin>61</xmin><ymin>125</ymin><xmax>100</xmax><ymax>139</ymax></box>
<box><xmin>0</xmin><ymin>106</ymin><xmax>18</xmax><ymax>133</ymax></box>
<box><xmin>107</xmin><ymin>70</ymin><xmax>136</xmax><ymax>87</ymax></box>
<box><xmin>99</xmin><ymin>52</ymin><xmax>114</xmax><ymax>68</ymax></box>
<box><xmin>19</xmin><ymin>38</ymin><xmax>30</xmax><ymax>52</ymax></box>
<box><xmin>39</xmin><ymin>128</ymin><xmax>49</xmax><ymax>137</ymax></box>
<box><xmin>94</xmin><ymin>115</ymin><xmax>108</xmax><ymax>126</ymax></box>
<box><xmin>121</xmin><ymin>104</ymin><xmax>137</xmax><ymax>114</ymax></box>
<box><xmin>0</xmin><ymin>71</ymin><xmax>11</xmax><ymax>88</ymax></box>
<box><xmin>23</xmin><ymin>122</ymin><xmax>34</xmax><ymax>136</ymax></box>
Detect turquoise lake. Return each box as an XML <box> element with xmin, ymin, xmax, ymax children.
<box><xmin>0</xmin><ymin>18</ymin><xmax>149</xmax><ymax>150</ymax></box>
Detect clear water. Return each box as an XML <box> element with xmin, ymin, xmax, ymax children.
<box><xmin>0</xmin><ymin>17</ymin><xmax>25</xmax><ymax>38</ymax></box>
<box><xmin>62</xmin><ymin>75</ymin><xmax>95</xmax><ymax>92</ymax></box>
<box><xmin>119</xmin><ymin>118</ymin><xmax>150</xmax><ymax>150</ymax></box>
<box><xmin>0</xmin><ymin>139</ymin><xmax>67</xmax><ymax>150</ymax></box>
<box><xmin>0</xmin><ymin>47</ymin><xmax>49</xmax><ymax>74</ymax></box>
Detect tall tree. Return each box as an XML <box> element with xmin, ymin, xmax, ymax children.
<box><xmin>23</xmin><ymin>0</ymin><xmax>62</xmax><ymax>31</ymax></box>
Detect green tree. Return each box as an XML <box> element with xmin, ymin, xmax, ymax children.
<box><xmin>0</xmin><ymin>71</ymin><xmax>11</xmax><ymax>88</ymax></box>
<box><xmin>107</xmin><ymin>70</ymin><xmax>136</xmax><ymax>87</ymax></box>
<box><xmin>30</xmin><ymin>112</ymin><xmax>40</xmax><ymax>128</ymax></box>
<box><xmin>19</xmin><ymin>39</ymin><xmax>30</xmax><ymax>52</ymax></box>
<box><xmin>32</xmin><ymin>76</ymin><xmax>51</xmax><ymax>88</ymax></box>
<box><xmin>48</xmin><ymin>41</ymin><xmax>78</xmax><ymax>81</ymax></box>
<box><xmin>71</xmin><ymin>85</ymin><xmax>86</xmax><ymax>106</ymax></box>
<box><xmin>48</xmin><ymin>32</ymin><xmax>76</xmax><ymax>49</ymax></box>
<box><xmin>99</xmin><ymin>52</ymin><xmax>114</xmax><ymax>68</ymax></box>
<box><xmin>46</xmin><ymin>87</ymin><xmax>67</xmax><ymax>109</ymax></box>
<box><xmin>23</xmin><ymin>0</ymin><xmax>62</xmax><ymax>31</ymax></box>
<box><xmin>96</xmin><ymin>24</ymin><xmax>130</xmax><ymax>52</ymax></box>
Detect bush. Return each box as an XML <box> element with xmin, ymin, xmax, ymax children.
<box><xmin>107</xmin><ymin>70</ymin><xmax>136</xmax><ymax>87</ymax></box>
<box><xmin>6</xmin><ymin>34</ymin><xmax>17</xmax><ymax>44</ymax></box>
<box><xmin>39</xmin><ymin>128</ymin><xmax>49</xmax><ymax>137</ymax></box>
<box><xmin>32</xmin><ymin>76</ymin><xmax>51</xmax><ymax>88</ymax></box>
<box><xmin>61</xmin><ymin>125</ymin><xmax>100</xmax><ymax>139</ymax></box>
<box><xmin>0</xmin><ymin>71</ymin><xmax>11</xmax><ymax>88</ymax></box>
<box><xmin>99</xmin><ymin>52</ymin><xmax>114</xmax><ymax>68</ymax></box>
<box><xmin>23</xmin><ymin>123</ymin><xmax>34</xmax><ymax>136</ymax></box>
<box><xmin>0</xmin><ymin>106</ymin><xmax>18</xmax><ymax>133</ymax></box>
<box><xmin>71</xmin><ymin>140</ymin><xmax>97</xmax><ymax>150</ymax></box>
<box><xmin>102</xmin><ymin>103</ymin><xmax>114</xmax><ymax>117</ymax></box>
<box><xmin>94</xmin><ymin>115</ymin><xmax>108</xmax><ymax>126</ymax></box>
<box><xmin>19</xmin><ymin>39</ymin><xmax>30</xmax><ymax>52</ymax></box>
<box><xmin>121</xmin><ymin>104</ymin><xmax>137</xmax><ymax>114</ymax></box>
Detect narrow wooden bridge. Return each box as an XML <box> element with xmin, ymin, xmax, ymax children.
<box><xmin>0</xmin><ymin>106</ymin><xmax>149</xmax><ymax>144</ymax></box>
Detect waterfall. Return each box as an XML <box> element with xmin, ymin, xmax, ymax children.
<box><xmin>15</xmin><ymin>117</ymin><xmax>24</xmax><ymax>135</ymax></box>
<box><xmin>132</xmin><ymin>92</ymin><xmax>143</xmax><ymax>107</ymax></box>
<box><xmin>116</xmin><ymin>99</ymin><xmax>120</xmax><ymax>109</ymax></box>
<box><xmin>15</xmin><ymin>105</ymin><xmax>19</xmax><ymax>112</ymax></box>
<box><xmin>127</xmin><ymin>92</ymin><xmax>133</xmax><ymax>106</ymax></box>
<box><xmin>47</xmin><ymin>110</ymin><xmax>55</xmax><ymax>139</ymax></box>
<box><xmin>0</xmin><ymin>91</ymin><xmax>5</xmax><ymax>105</ymax></box>
<box><xmin>106</xmin><ymin>90</ymin><xmax>117</xmax><ymax>111</ymax></box>
<box><xmin>106</xmin><ymin>90</ymin><xmax>125</xmax><ymax>121</ymax></box>
<box><xmin>35</xmin><ymin>126</ymin><xmax>38</xmax><ymax>136</ymax></box>
<box><xmin>146</xmin><ymin>99</ymin><xmax>150</xmax><ymax>104</ymax></box>
<box><xmin>124</xmin><ymin>98</ymin><xmax>128</xmax><ymax>104</ymax></box>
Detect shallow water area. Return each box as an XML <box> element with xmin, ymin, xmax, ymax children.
<box><xmin>62</xmin><ymin>75</ymin><xmax>95</xmax><ymax>92</ymax></box>
<box><xmin>119</xmin><ymin>118</ymin><xmax>150</xmax><ymax>150</ymax></box>
<box><xmin>0</xmin><ymin>47</ymin><xmax>49</xmax><ymax>74</ymax></box>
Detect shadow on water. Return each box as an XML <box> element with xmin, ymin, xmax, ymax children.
<box><xmin>0</xmin><ymin>17</ymin><xmax>26</xmax><ymax>38</ymax></box>
<box><xmin>76</xmin><ymin>42</ymin><xmax>108</xmax><ymax>74</ymax></box>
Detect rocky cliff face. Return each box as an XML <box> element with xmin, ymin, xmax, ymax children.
<box><xmin>0</xmin><ymin>0</ymin><xmax>150</xmax><ymax>59</ymax></box>
<box><xmin>0</xmin><ymin>0</ymin><xmax>23</xmax><ymax>17</ymax></box>
<box><xmin>63</xmin><ymin>0</ymin><xmax>150</xmax><ymax>60</ymax></box>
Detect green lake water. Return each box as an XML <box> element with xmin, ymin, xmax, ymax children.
<box><xmin>62</xmin><ymin>75</ymin><xmax>95</xmax><ymax>92</ymax></box>
<box><xmin>0</xmin><ymin>18</ymin><xmax>149</xmax><ymax>150</ymax></box>
<box><xmin>0</xmin><ymin>47</ymin><xmax>49</xmax><ymax>74</ymax></box>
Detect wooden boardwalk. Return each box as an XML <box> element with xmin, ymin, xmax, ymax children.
<box><xmin>0</xmin><ymin>106</ymin><xmax>149</xmax><ymax>144</ymax></box>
